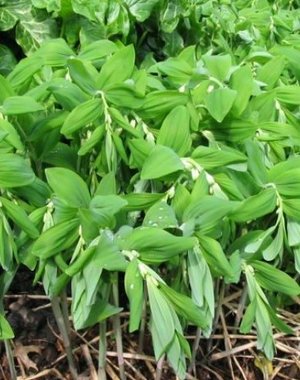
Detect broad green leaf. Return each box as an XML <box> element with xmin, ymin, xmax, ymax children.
<box><xmin>156</xmin><ymin>58</ymin><xmax>193</xmax><ymax>83</ymax></box>
<box><xmin>262</xmin><ymin>224</ymin><xmax>283</xmax><ymax>261</ymax></box>
<box><xmin>1</xmin><ymin>96</ymin><xmax>44</xmax><ymax>115</ymax></box>
<box><xmin>157</xmin><ymin>105</ymin><xmax>191</xmax><ymax>156</ymax></box>
<box><xmin>68</xmin><ymin>58</ymin><xmax>98</xmax><ymax>95</ymax></box>
<box><xmin>251</xmin><ymin>261</ymin><xmax>300</xmax><ymax>296</ymax></box>
<box><xmin>119</xmin><ymin>227</ymin><xmax>197</xmax><ymax>264</ymax></box>
<box><xmin>269</xmin><ymin>168</ymin><xmax>300</xmax><ymax>197</ymax></box>
<box><xmin>7</xmin><ymin>56</ymin><xmax>41</xmax><ymax>89</ymax></box>
<box><xmin>125</xmin><ymin>258</ymin><xmax>143</xmax><ymax>332</ymax></box>
<box><xmin>16</xmin><ymin>16</ymin><xmax>58</xmax><ymax>55</ymax></box>
<box><xmin>125</xmin><ymin>0</ymin><xmax>160</xmax><ymax>22</ymax></box>
<box><xmin>46</xmin><ymin>168</ymin><xmax>91</xmax><ymax>208</ymax></box>
<box><xmin>0</xmin><ymin>154</ymin><xmax>35</xmax><ymax>188</ymax></box>
<box><xmin>143</xmin><ymin>201</ymin><xmax>178</xmax><ymax>229</ymax></box>
<box><xmin>257</xmin><ymin>56</ymin><xmax>285</xmax><ymax>89</ymax></box>
<box><xmin>105</xmin><ymin>84</ymin><xmax>144</xmax><ymax>109</ymax></box>
<box><xmin>203</xmin><ymin>55</ymin><xmax>232</xmax><ymax>82</ymax></box>
<box><xmin>0</xmin><ymin>314</ymin><xmax>14</xmax><ymax>339</ymax></box>
<box><xmin>32</xmin><ymin>219</ymin><xmax>80</xmax><ymax>259</ymax></box>
<box><xmin>147</xmin><ymin>279</ymin><xmax>175</xmax><ymax>358</ymax></box>
<box><xmin>287</xmin><ymin>218</ymin><xmax>300</xmax><ymax>247</ymax></box>
<box><xmin>283</xmin><ymin>199</ymin><xmax>300</xmax><ymax>221</ymax></box>
<box><xmin>48</xmin><ymin>79</ymin><xmax>89</xmax><ymax>110</ymax></box>
<box><xmin>0</xmin><ymin>197</ymin><xmax>39</xmax><ymax>238</ymax></box>
<box><xmin>0</xmin><ymin>119</ymin><xmax>23</xmax><ymax>151</ymax></box>
<box><xmin>140</xmin><ymin>91</ymin><xmax>188</xmax><ymax>119</ymax></box>
<box><xmin>0</xmin><ymin>74</ymin><xmax>15</xmax><ymax>104</ymax></box>
<box><xmin>240</xmin><ymin>298</ymin><xmax>257</xmax><ymax>334</ymax></box>
<box><xmin>61</xmin><ymin>98</ymin><xmax>103</xmax><ymax>136</ymax></box>
<box><xmin>229</xmin><ymin>188</ymin><xmax>277</xmax><ymax>223</ymax></box>
<box><xmin>160</xmin><ymin>283</ymin><xmax>208</xmax><ymax>329</ymax></box>
<box><xmin>97</xmin><ymin>45</ymin><xmax>135</xmax><ymax>89</ymax></box>
<box><xmin>78</xmin><ymin>125</ymin><xmax>105</xmax><ymax>156</ymax></box>
<box><xmin>122</xmin><ymin>193</ymin><xmax>164</xmax><ymax>211</ymax></box>
<box><xmin>230</xmin><ymin>65</ymin><xmax>253</xmax><ymax>115</ymax></box>
<box><xmin>141</xmin><ymin>145</ymin><xmax>184</xmax><ymax>180</ymax></box>
<box><xmin>183</xmin><ymin>196</ymin><xmax>235</xmax><ymax>232</ymax></box>
<box><xmin>192</xmin><ymin>145</ymin><xmax>247</xmax><ymax>170</ymax></box>
<box><xmin>79</xmin><ymin>40</ymin><xmax>117</xmax><ymax>64</ymax></box>
<box><xmin>36</xmin><ymin>38</ymin><xmax>73</xmax><ymax>66</ymax></box>
<box><xmin>197</xmin><ymin>235</ymin><xmax>234</xmax><ymax>279</ymax></box>
<box><xmin>255</xmin><ymin>297</ymin><xmax>274</xmax><ymax>360</ymax></box>
<box><xmin>205</xmin><ymin>88</ymin><xmax>237</xmax><ymax>122</ymax></box>
<box><xmin>275</xmin><ymin>86</ymin><xmax>300</xmax><ymax>105</ymax></box>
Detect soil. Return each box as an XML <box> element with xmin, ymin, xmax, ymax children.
<box><xmin>1</xmin><ymin>267</ymin><xmax>299</xmax><ymax>380</ymax></box>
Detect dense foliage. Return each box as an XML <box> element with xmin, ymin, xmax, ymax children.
<box><xmin>0</xmin><ymin>0</ymin><xmax>300</xmax><ymax>378</ymax></box>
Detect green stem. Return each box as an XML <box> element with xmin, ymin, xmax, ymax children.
<box><xmin>4</xmin><ymin>340</ymin><xmax>17</xmax><ymax>380</ymax></box>
<box><xmin>138</xmin><ymin>286</ymin><xmax>148</xmax><ymax>353</ymax></box>
<box><xmin>188</xmin><ymin>328</ymin><xmax>201</xmax><ymax>374</ymax></box>
<box><xmin>51</xmin><ymin>296</ymin><xmax>78</xmax><ymax>379</ymax></box>
<box><xmin>98</xmin><ymin>321</ymin><xmax>107</xmax><ymax>380</ymax></box>
<box><xmin>155</xmin><ymin>354</ymin><xmax>165</xmax><ymax>380</ymax></box>
<box><xmin>112</xmin><ymin>275</ymin><xmax>126</xmax><ymax>380</ymax></box>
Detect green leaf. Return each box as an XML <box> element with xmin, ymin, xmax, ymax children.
<box><xmin>48</xmin><ymin>78</ymin><xmax>89</xmax><ymax>110</ymax></box>
<box><xmin>203</xmin><ymin>55</ymin><xmax>232</xmax><ymax>82</ymax></box>
<box><xmin>79</xmin><ymin>40</ymin><xmax>117</xmax><ymax>65</ymax></box>
<box><xmin>276</xmin><ymin>86</ymin><xmax>300</xmax><ymax>105</ymax></box>
<box><xmin>125</xmin><ymin>258</ymin><xmax>143</xmax><ymax>332</ymax></box>
<box><xmin>205</xmin><ymin>88</ymin><xmax>237</xmax><ymax>122</ymax></box>
<box><xmin>125</xmin><ymin>0</ymin><xmax>160</xmax><ymax>22</ymax></box>
<box><xmin>61</xmin><ymin>98</ymin><xmax>103</xmax><ymax>136</ymax></box>
<box><xmin>230</xmin><ymin>65</ymin><xmax>253</xmax><ymax>115</ymax></box>
<box><xmin>46</xmin><ymin>168</ymin><xmax>91</xmax><ymax>208</ymax></box>
<box><xmin>143</xmin><ymin>201</ymin><xmax>178</xmax><ymax>229</ymax></box>
<box><xmin>31</xmin><ymin>219</ymin><xmax>80</xmax><ymax>259</ymax></box>
<box><xmin>1</xmin><ymin>96</ymin><xmax>44</xmax><ymax>115</ymax></box>
<box><xmin>192</xmin><ymin>145</ymin><xmax>247</xmax><ymax>170</ymax></box>
<box><xmin>0</xmin><ymin>197</ymin><xmax>39</xmax><ymax>238</ymax></box>
<box><xmin>16</xmin><ymin>16</ymin><xmax>58</xmax><ymax>55</ymax></box>
<box><xmin>119</xmin><ymin>227</ymin><xmax>197</xmax><ymax>264</ymax></box>
<box><xmin>157</xmin><ymin>105</ymin><xmax>191</xmax><ymax>156</ymax></box>
<box><xmin>257</xmin><ymin>56</ymin><xmax>285</xmax><ymax>89</ymax></box>
<box><xmin>68</xmin><ymin>58</ymin><xmax>98</xmax><ymax>95</ymax></box>
<box><xmin>183</xmin><ymin>196</ymin><xmax>235</xmax><ymax>232</ymax></box>
<box><xmin>0</xmin><ymin>313</ymin><xmax>14</xmax><ymax>339</ymax></box>
<box><xmin>229</xmin><ymin>188</ymin><xmax>277</xmax><ymax>223</ymax></box>
<box><xmin>141</xmin><ymin>145</ymin><xmax>184</xmax><ymax>180</ymax></box>
<box><xmin>78</xmin><ymin>125</ymin><xmax>105</xmax><ymax>156</ymax></box>
<box><xmin>159</xmin><ymin>283</ymin><xmax>208</xmax><ymax>329</ymax></box>
<box><xmin>97</xmin><ymin>45</ymin><xmax>135</xmax><ymax>89</ymax></box>
<box><xmin>140</xmin><ymin>91</ymin><xmax>188</xmax><ymax>119</ymax></box>
<box><xmin>122</xmin><ymin>193</ymin><xmax>164</xmax><ymax>211</ymax></box>
<box><xmin>0</xmin><ymin>154</ymin><xmax>35</xmax><ymax>188</ymax></box>
<box><xmin>240</xmin><ymin>298</ymin><xmax>256</xmax><ymax>334</ymax></box>
<box><xmin>197</xmin><ymin>235</ymin><xmax>234</xmax><ymax>279</ymax></box>
<box><xmin>251</xmin><ymin>261</ymin><xmax>300</xmax><ymax>296</ymax></box>
<box><xmin>147</xmin><ymin>279</ymin><xmax>175</xmax><ymax>358</ymax></box>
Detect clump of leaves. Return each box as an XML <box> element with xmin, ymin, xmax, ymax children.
<box><xmin>0</xmin><ymin>3</ymin><xmax>300</xmax><ymax>378</ymax></box>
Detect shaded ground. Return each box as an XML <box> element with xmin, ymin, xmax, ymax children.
<box><xmin>1</xmin><ymin>268</ymin><xmax>299</xmax><ymax>380</ymax></box>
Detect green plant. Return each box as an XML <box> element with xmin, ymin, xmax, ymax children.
<box><xmin>0</xmin><ymin>1</ymin><xmax>300</xmax><ymax>378</ymax></box>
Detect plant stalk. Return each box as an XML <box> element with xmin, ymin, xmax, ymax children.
<box><xmin>112</xmin><ymin>275</ymin><xmax>126</xmax><ymax>380</ymax></box>
<box><xmin>51</xmin><ymin>296</ymin><xmax>78</xmax><ymax>379</ymax></box>
<box><xmin>138</xmin><ymin>286</ymin><xmax>148</xmax><ymax>353</ymax></box>
<box><xmin>155</xmin><ymin>354</ymin><xmax>165</xmax><ymax>380</ymax></box>
<box><xmin>4</xmin><ymin>340</ymin><xmax>17</xmax><ymax>380</ymax></box>
<box><xmin>98</xmin><ymin>321</ymin><xmax>107</xmax><ymax>380</ymax></box>
<box><xmin>188</xmin><ymin>328</ymin><xmax>201</xmax><ymax>374</ymax></box>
